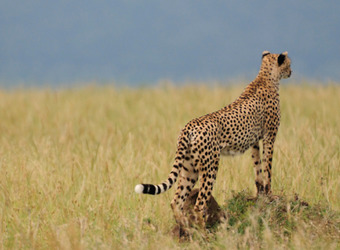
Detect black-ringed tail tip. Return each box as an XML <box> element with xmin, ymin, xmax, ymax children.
<box><xmin>135</xmin><ymin>184</ymin><xmax>144</xmax><ymax>194</ymax></box>
<box><xmin>134</xmin><ymin>183</ymin><xmax>168</xmax><ymax>195</ymax></box>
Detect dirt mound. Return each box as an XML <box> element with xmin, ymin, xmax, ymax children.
<box><xmin>171</xmin><ymin>189</ymin><xmax>317</xmax><ymax>241</ymax></box>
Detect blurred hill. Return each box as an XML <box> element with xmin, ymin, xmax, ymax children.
<box><xmin>0</xmin><ymin>1</ymin><xmax>339</xmax><ymax>86</ymax></box>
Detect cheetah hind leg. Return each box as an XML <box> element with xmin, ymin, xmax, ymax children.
<box><xmin>170</xmin><ymin>159</ymin><xmax>198</xmax><ymax>230</ymax></box>
<box><xmin>193</xmin><ymin>154</ymin><xmax>220</xmax><ymax>228</ymax></box>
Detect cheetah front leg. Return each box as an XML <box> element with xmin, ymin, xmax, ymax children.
<box><xmin>261</xmin><ymin>136</ymin><xmax>276</xmax><ymax>195</ymax></box>
<box><xmin>252</xmin><ymin>142</ymin><xmax>265</xmax><ymax>195</ymax></box>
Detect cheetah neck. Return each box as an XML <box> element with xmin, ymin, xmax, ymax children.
<box><xmin>222</xmin><ymin>65</ymin><xmax>281</xmax><ymax>111</ymax></box>
<box><xmin>256</xmin><ymin>67</ymin><xmax>280</xmax><ymax>92</ymax></box>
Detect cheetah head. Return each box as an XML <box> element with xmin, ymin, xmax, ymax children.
<box><xmin>261</xmin><ymin>51</ymin><xmax>292</xmax><ymax>79</ymax></box>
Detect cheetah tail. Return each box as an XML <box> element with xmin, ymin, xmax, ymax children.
<box><xmin>135</xmin><ymin>131</ymin><xmax>190</xmax><ymax>195</ymax></box>
<box><xmin>134</xmin><ymin>163</ymin><xmax>180</xmax><ymax>195</ymax></box>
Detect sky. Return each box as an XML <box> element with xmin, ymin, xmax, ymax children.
<box><xmin>1</xmin><ymin>1</ymin><xmax>339</xmax><ymax>87</ymax></box>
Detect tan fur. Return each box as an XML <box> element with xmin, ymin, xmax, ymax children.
<box><xmin>136</xmin><ymin>51</ymin><xmax>292</xmax><ymax>227</ymax></box>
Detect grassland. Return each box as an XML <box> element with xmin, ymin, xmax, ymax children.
<box><xmin>0</xmin><ymin>83</ymin><xmax>339</xmax><ymax>249</ymax></box>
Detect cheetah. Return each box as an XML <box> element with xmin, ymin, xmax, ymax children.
<box><xmin>135</xmin><ymin>51</ymin><xmax>292</xmax><ymax>226</ymax></box>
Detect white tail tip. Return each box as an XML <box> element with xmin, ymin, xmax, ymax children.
<box><xmin>135</xmin><ymin>184</ymin><xmax>144</xmax><ymax>194</ymax></box>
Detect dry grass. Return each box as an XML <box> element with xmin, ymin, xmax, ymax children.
<box><xmin>0</xmin><ymin>83</ymin><xmax>339</xmax><ymax>249</ymax></box>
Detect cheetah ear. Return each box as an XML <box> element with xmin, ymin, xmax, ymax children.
<box><xmin>262</xmin><ymin>51</ymin><xmax>270</xmax><ymax>58</ymax></box>
<box><xmin>278</xmin><ymin>53</ymin><xmax>286</xmax><ymax>66</ymax></box>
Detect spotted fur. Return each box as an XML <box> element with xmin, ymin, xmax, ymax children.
<box><xmin>135</xmin><ymin>51</ymin><xmax>292</xmax><ymax>225</ymax></box>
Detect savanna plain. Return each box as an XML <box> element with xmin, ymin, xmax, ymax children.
<box><xmin>0</xmin><ymin>82</ymin><xmax>339</xmax><ymax>249</ymax></box>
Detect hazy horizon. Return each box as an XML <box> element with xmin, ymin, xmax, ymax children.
<box><xmin>1</xmin><ymin>1</ymin><xmax>339</xmax><ymax>87</ymax></box>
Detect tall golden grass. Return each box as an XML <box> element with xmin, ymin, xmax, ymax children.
<box><xmin>0</xmin><ymin>83</ymin><xmax>339</xmax><ymax>249</ymax></box>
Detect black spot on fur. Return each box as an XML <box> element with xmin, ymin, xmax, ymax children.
<box><xmin>171</xmin><ymin>171</ymin><xmax>178</xmax><ymax>177</ymax></box>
